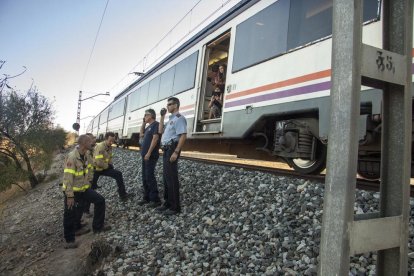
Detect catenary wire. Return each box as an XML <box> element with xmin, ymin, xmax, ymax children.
<box><xmin>107</xmin><ymin>0</ymin><xmax>236</xmax><ymax>94</ymax></box>
<box><xmin>78</xmin><ymin>0</ymin><xmax>110</xmax><ymax>91</ymax></box>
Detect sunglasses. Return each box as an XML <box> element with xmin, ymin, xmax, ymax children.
<box><xmin>167</xmin><ymin>102</ymin><xmax>175</xmax><ymax>106</ymax></box>
<box><xmin>144</xmin><ymin>113</ymin><xmax>151</xmax><ymax>116</ymax></box>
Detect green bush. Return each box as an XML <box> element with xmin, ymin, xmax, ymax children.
<box><xmin>0</xmin><ymin>158</ymin><xmax>27</xmax><ymax>192</ymax></box>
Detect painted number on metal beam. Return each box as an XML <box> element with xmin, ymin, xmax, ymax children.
<box><xmin>361</xmin><ymin>44</ymin><xmax>406</xmax><ymax>86</ymax></box>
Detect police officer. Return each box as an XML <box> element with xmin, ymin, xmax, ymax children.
<box><xmin>92</xmin><ymin>132</ymin><xmax>133</xmax><ymax>201</ymax></box>
<box><xmin>157</xmin><ymin>97</ymin><xmax>187</xmax><ymax>215</ymax></box>
<box><xmin>138</xmin><ymin>108</ymin><xmax>161</xmax><ymax>207</ymax></box>
<box><xmin>62</xmin><ymin>135</ymin><xmax>109</xmax><ymax>249</ymax></box>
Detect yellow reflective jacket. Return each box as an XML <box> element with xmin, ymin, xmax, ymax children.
<box><xmin>86</xmin><ymin>147</ymin><xmax>94</xmax><ymax>173</ymax></box>
<box><xmin>93</xmin><ymin>141</ymin><xmax>113</xmax><ymax>171</ymax></box>
<box><xmin>62</xmin><ymin>148</ymin><xmax>93</xmax><ymax>197</ymax></box>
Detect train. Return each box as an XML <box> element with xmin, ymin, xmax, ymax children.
<box><xmin>86</xmin><ymin>0</ymin><xmax>413</xmax><ymax>179</ymax></box>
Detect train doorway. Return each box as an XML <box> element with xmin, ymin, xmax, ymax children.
<box><xmin>195</xmin><ymin>31</ymin><xmax>230</xmax><ymax>133</ymax></box>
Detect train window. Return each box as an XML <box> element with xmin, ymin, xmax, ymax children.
<box><xmin>232</xmin><ymin>0</ymin><xmax>290</xmax><ymax>72</ymax></box>
<box><xmin>147</xmin><ymin>76</ymin><xmax>160</xmax><ymax>105</ymax></box>
<box><xmin>128</xmin><ymin>87</ymin><xmax>140</xmax><ymax>112</ymax></box>
<box><xmin>93</xmin><ymin>117</ymin><xmax>99</xmax><ymax>129</ymax></box>
<box><xmin>287</xmin><ymin>0</ymin><xmax>332</xmax><ymax>50</ymax></box>
<box><xmin>100</xmin><ymin>108</ymin><xmax>109</xmax><ymax>124</ymax></box>
<box><xmin>139</xmin><ymin>83</ymin><xmax>149</xmax><ymax>107</ymax></box>
<box><xmin>159</xmin><ymin>66</ymin><xmax>175</xmax><ymax>100</ymax></box>
<box><xmin>108</xmin><ymin>98</ymin><xmax>125</xmax><ymax>121</ymax></box>
<box><xmin>363</xmin><ymin>0</ymin><xmax>380</xmax><ymax>22</ymax></box>
<box><xmin>287</xmin><ymin>0</ymin><xmax>380</xmax><ymax>50</ymax></box>
<box><xmin>232</xmin><ymin>0</ymin><xmax>380</xmax><ymax>73</ymax></box>
<box><xmin>173</xmin><ymin>51</ymin><xmax>198</xmax><ymax>95</ymax></box>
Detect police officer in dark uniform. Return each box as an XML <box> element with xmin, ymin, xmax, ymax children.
<box><xmin>157</xmin><ymin>97</ymin><xmax>187</xmax><ymax>215</ymax></box>
<box><xmin>138</xmin><ymin>108</ymin><xmax>161</xmax><ymax>207</ymax></box>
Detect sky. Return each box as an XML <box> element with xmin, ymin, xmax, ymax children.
<box><xmin>0</xmin><ymin>0</ymin><xmax>239</xmax><ymax>132</ymax></box>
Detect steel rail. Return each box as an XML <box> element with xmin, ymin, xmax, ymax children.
<box><xmin>119</xmin><ymin>147</ymin><xmax>413</xmax><ymax>197</ymax></box>
<box><xmin>180</xmin><ymin>156</ymin><xmax>414</xmax><ymax>197</ymax></box>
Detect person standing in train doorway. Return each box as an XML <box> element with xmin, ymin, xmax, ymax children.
<box><xmin>138</xmin><ymin>108</ymin><xmax>162</xmax><ymax>207</ymax></box>
<box><xmin>157</xmin><ymin>97</ymin><xmax>187</xmax><ymax>215</ymax></box>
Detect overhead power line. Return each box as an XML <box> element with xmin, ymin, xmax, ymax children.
<box><xmin>108</xmin><ymin>0</ymin><xmax>238</xmax><ymax>94</ymax></box>
<box><xmin>79</xmin><ymin>0</ymin><xmax>110</xmax><ymax>91</ymax></box>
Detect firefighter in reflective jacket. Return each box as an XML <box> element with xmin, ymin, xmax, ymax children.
<box><xmin>92</xmin><ymin>132</ymin><xmax>132</xmax><ymax>201</ymax></box>
<box><xmin>85</xmin><ymin>133</ymin><xmax>97</xmax><ymax>171</ymax></box>
<box><xmin>83</xmin><ymin>133</ymin><xmax>97</xmax><ymax>215</ymax></box>
<box><xmin>62</xmin><ymin>134</ymin><xmax>108</xmax><ymax>249</ymax></box>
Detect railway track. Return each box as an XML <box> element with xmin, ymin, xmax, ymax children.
<box><xmin>121</xmin><ymin>147</ymin><xmax>414</xmax><ymax>197</ymax></box>
<box><xmin>179</xmin><ymin>154</ymin><xmax>414</xmax><ymax>198</ymax></box>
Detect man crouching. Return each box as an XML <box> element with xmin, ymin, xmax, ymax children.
<box><xmin>62</xmin><ymin>134</ymin><xmax>110</xmax><ymax>249</ymax></box>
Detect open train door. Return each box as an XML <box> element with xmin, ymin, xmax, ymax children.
<box><xmin>194</xmin><ymin>31</ymin><xmax>230</xmax><ymax>134</ymax></box>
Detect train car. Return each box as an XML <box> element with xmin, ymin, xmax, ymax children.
<box><xmin>91</xmin><ymin>116</ymin><xmax>100</xmax><ymax>137</ymax></box>
<box><xmin>86</xmin><ymin>116</ymin><xmax>99</xmax><ymax>137</ymax></box>
<box><xmin>86</xmin><ymin>119</ymin><xmax>94</xmax><ymax>135</ymax></box>
<box><xmin>118</xmin><ymin>50</ymin><xmax>199</xmax><ymax>147</ymax></box>
<box><xmin>96</xmin><ymin>107</ymin><xmax>109</xmax><ymax>141</ymax></box>
<box><xmin>89</xmin><ymin>0</ymin><xmax>413</xmax><ymax>178</ymax></box>
<box><xmin>106</xmin><ymin>97</ymin><xmax>127</xmax><ymax>144</ymax></box>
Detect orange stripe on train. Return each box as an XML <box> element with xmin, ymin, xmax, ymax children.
<box><xmin>226</xmin><ymin>69</ymin><xmax>331</xmax><ymax>101</ymax></box>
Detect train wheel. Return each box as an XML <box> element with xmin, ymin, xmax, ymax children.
<box><xmin>357</xmin><ymin>158</ymin><xmax>381</xmax><ymax>180</ymax></box>
<box><xmin>357</xmin><ymin>170</ymin><xmax>380</xmax><ymax>180</ymax></box>
<box><xmin>288</xmin><ymin>142</ymin><xmax>327</xmax><ymax>175</ymax></box>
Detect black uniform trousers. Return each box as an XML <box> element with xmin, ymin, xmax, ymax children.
<box><xmin>162</xmin><ymin>146</ymin><xmax>181</xmax><ymax>212</ymax></box>
<box><xmin>92</xmin><ymin>166</ymin><xmax>127</xmax><ymax>197</ymax></box>
<box><xmin>141</xmin><ymin>156</ymin><xmax>160</xmax><ymax>202</ymax></box>
<box><xmin>84</xmin><ymin>166</ymin><xmax>126</xmax><ymax>213</ymax></box>
<box><xmin>63</xmin><ymin>189</ymin><xmax>105</xmax><ymax>242</ymax></box>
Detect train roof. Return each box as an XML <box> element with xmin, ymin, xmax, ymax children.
<box><xmin>114</xmin><ymin>0</ymin><xmax>260</xmax><ymax>101</ymax></box>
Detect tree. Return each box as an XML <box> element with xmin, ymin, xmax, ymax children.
<box><xmin>0</xmin><ymin>155</ymin><xmax>27</xmax><ymax>192</ymax></box>
<box><xmin>1</xmin><ymin>90</ymin><xmax>52</xmax><ymax>187</ymax></box>
<box><xmin>0</xmin><ymin>64</ymin><xmax>67</xmax><ymax>188</ymax></box>
<box><xmin>25</xmin><ymin>127</ymin><xmax>67</xmax><ymax>173</ymax></box>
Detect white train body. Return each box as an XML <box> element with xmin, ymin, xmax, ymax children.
<box><xmin>86</xmin><ymin>0</ymin><xmax>413</xmax><ymax>176</ymax></box>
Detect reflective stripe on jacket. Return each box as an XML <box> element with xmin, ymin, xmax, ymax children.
<box><xmin>62</xmin><ymin>148</ymin><xmax>93</xmax><ymax>197</ymax></box>
<box><xmin>86</xmin><ymin>148</ymin><xmax>95</xmax><ymax>173</ymax></box>
<box><xmin>93</xmin><ymin>141</ymin><xmax>113</xmax><ymax>171</ymax></box>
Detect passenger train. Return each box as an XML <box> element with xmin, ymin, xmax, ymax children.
<box><xmin>86</xmin><ymin>0</ymin><xmax>413</xmax><ymax>179</ymax></box>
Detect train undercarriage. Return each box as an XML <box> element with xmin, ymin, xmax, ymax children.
<box><xmin>256</xmin><ymin>110</ymin><xmax>414</xmax><ymax>179</ymax></box>
<box><xmin>117</xmin><ymin>102</ymin><xmax>414</xmax><ymax>180</ymax></box>
<box><xmin>185</xmin><ymin>108</ymin><xmax>414</xmax><ymax>179</ymax></box>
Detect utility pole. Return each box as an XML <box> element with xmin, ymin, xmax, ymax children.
<box><xmin>73</xmin><ymin>90</ymin><xmax>110</xmax><ymax>132</ymax></box>
<box><xmin>75</xmin><ymin>90</ymin><xmax>82</xmax><ymax>128</ymax></box>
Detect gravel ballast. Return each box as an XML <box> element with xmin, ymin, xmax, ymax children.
<box><xmin>91</xmin><ymin>148</ymin><xmax>414</xmax><ymax>275</ymax></box>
